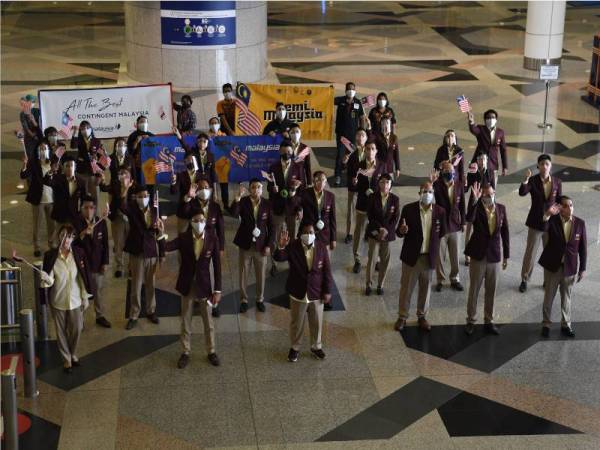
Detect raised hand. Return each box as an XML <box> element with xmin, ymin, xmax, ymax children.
<box><xmin>467</xmin><ymin>111</ymin><xmax>474</xmax><ymax>123</ymax></box>
<box><xmin>238</xmin><ymin>185</ymin><xmax>248</xmax><ymax>198</ymax></box>
<box><xmin>188</xmin><ymin>182</ymin><xmax>198</xmax><ymax>199</ymax></box>
<box><xmin>471</xmin><ymin>181</ymin><xmax>481</xmax><ymax>200</ymax></box>
<box><xmin>398</xmin><ymin>218</ymin><xmax>408</xmax><ymax>235</ymax></box>
<box><xmin>278</xmin><ymin>228</ymin><xmax>290</xmax><ymax>248</ymax></box>
<box><xmin>523</xmin><ymin>168</ymin><xmax>532</xmax><ymax>183</ymax></box>
<box><xmin>172</xmin><ymin>126</ymin><xmax>182</xmax><ymax>140</ymax></box>
<box><xmin>429</xmin><ymin>169</ymin><xmax>439</xmax><ymax>182</ymax></box>
<box><xmin>545</xmin><ymin>203</ymin><xmax>560</xmax><ymax>217</ymax></box>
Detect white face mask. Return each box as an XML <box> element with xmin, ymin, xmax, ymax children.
<box><xmin>39</xmin><ymin>147</ymin><xmax>50</xmax><ymax>160</ymax></box>
<box><xmin>198</xmin><ymin>188</ymin><xmax>211</xmax><ymax>200</ymax></box>
<box><xmin>191</xmin><ymin>221</ymin><xmax>206</xmax><ymax>234</ymax></box>
<box><xmin>485</xmin><ymin>118</ymin><xmax>497</xmax><ymax>129</ymax></box>
<box><xmin>137</xmin><ymin>197</ymin><xmax>149</xmax><ymax>209</ymax></box>
<box><xmin>482</xmin><ymin>195</ymin><xmax>495</xmax><ymax>206</ymax></box>
<box><xmin>48</xmin><ymin>136</ymin><xmax>58</xmax><ymax>145</ymax></box>
<box><xmin>377</xmin><ymin>99</ymin><xmax>387</xmax><ymax>108</ymax></box>
<box><xmin>210</xmin><ymin>123</ymin><xmax>220</xmax><ymax>133</ymax></box>
<box><xmin>301</xmin><ymin>233</ymin><xmax>315</xmax><ymax>246</ymax></box>
<box><xmin>138</xmin><ymin>122</ymin><xmax>148</xmax><ymax>133</ymax></box>
<box><xmin>290</xmin><ymin>131</ymin><xmax>301</xmax><ymax>142</ymax></box>
<box><xmin>276</xmin><ymin>109</ymin><xmax>286</xmax><ymax>120</ymax></box>
<box><xmin>420</xmin><ymin>192</ymin><xmax>434</xmax><ymax>205</ymax></box>
<box><xmin>82</xmin><ymin>128</ymin><xmax>92</xmax><ymax>138</ymax></box>
<box><xmin>346</xmin><ymin>89</ymin><xmax>356</xmax><ymax>98</ymax></box>
<box><xmin>116</xmin><ymin>145</ymin><xmax>126</xmax><ymax>156</ymax></box>
<box><xmin>224</xmin><ymin>92</ymin><xmax>233</xmax><ymax>100</ymax></box>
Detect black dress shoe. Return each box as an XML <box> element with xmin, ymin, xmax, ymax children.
<box><xmin>71</xmin><ymin>359</ymin><xmax>81</xmax><ymax>367</ymax></box>
<box><xmin>352</xmin><ymin>261</ymin><xmax>361</xmax><ymax>273</ymax></box>
<box><xmin>177</xmin><ymin>353</ymin><xmax>189</xmax><ymax>369</ymax></box>
<box><xmin>376</xmin><ymin>286</ymin><xmax>384</xmax><ymax>295</ymax></box>
<box><xmin>256</xmin><ymin>302</ymin><xmax>266</xmax><ymax>313</ymax></box>
<box><xmin>435</xmin><ymin>283</ymin><xmax>443</xmax><ymax>292</ymax></box>
<box><xmin>147</xmin><ymin>313</ymin><xmax>160</xmax><ymax>324</ymax></box>
<box><xmin>114</xmin><ymin>270</ymin><xmax>123</xmax><ymax>278</ymax></box>
<box><xmin>240</xmin><ymin>302</ymin><xmax>249</xmax><ymax>313</ymax></box>
<box><xmin>96</xmin><ymin>317</ymin><xmax>112</xmax><ymax>328</ymax></box>
<box><xmin>344</xmin><ymin>234</ymin><xmax>353</xmax><ymax>244</ymax></box>
<box><xmin>519</xmin><ymin>281</ymin><xmax>527</xmax><ymax>293</ymax></box>
<box><xmin>365</xmin><ymin>286</ymin><xmax>371</xmax><ymax>296</ymax></box>
<box><xmin>541</xmin><ymin>326</ymin><xmax>550</xmax><ymax>337</ymax></box>
<box><xmin>323</xmin><ymin>302</ymin><xmax>332</xmax><ymax>311</ymax></box>
<box><xmin>484</xmin><ymin>323</ymin><xmax>500</xmax><ymax>335</ymax></box>
<box><xmin>34</xmin><ymin>250</ymin><xmax>42</xmax><ymax>257</ymax></box>
<box><xmin>270</xmin><ymin>264</ymin><xmax>277</xmax><ymax>277</ymax></box>
<box><xmin>311</xmin><ymin>348</ymin><xmax>326</xmax><ymax>360</ymax></box>
<box><xmin>208</xmin><ymin>353</ymin><xmax>220</xmax><ymax>366</ymax></box>
<box><xmin>464</xmin><ymin>323</ymin><xmax>475</xmax><ymax>335</ymax></box>
<box><xmin>63</xmin><ymin>366</ymin><xmax>73</xmax><ymax>374</ymax></box>
<box><xmin>212</xmin><ymin>305</ymin><xmax>221</xmax><ymax>318</ymax></box>
<box><xmin>374</xmin><ymin>262</ymin><xmax>379</xmax><ymax>272</ymax></box>
<box><xmin>125</xmin><ymin>319</ymin><xmax>137</xmax><ymax>330</ymax></box>
<box><xmin>288</xmin><ymin>348</ymin><xmax>299</xmax><ymax>362</ymax></box>
<box><xmin>561</xmin><ymin>327</ymin><xmax>575</xmax><ymax>337</ymax></box>
<box><xmin>451</xmin><ymin>281</ymin><xmax>464</xmax><ymax>292</ymax></box>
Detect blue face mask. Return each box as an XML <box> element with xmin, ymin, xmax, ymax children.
<box><xmin>442</xmin><ymin>172</ymin><xmax>454</xmax><ymax>182</ymax></box>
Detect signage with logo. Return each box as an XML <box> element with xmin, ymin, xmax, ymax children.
<box><xmin>160</xmin><ymin>1</ymin><xmax>236</xmax><ymax>49</ymax></box>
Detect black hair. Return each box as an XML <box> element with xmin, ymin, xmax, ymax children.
<box><xmin>376</xmin><ymin>92</ymin><xmax>388</xmax><ymax>101</ymax></box>
<box><xmin>378</xmin><ymin>173</ymin><xmax>392</xmax><ymax>182</ymax></box>
<box><xmin>44</xmin><ymin>127</ymin><xmax>58</xmax><ymax>137</ymax></box>
<box><xmin>181</xmin><ymin>94</ymin><xmax>192</xmax><ymax>103</ymax></box>
<box><xmin>345</xmin><ymin>82</ymin><xmax>355</xmax><ymax>90</ymax></box>
<box><xmin>222</xmin><ymin>83</ymin><xmax>233</xmax><ymax>91</ymax></box>
<box><xmin>133</xmin><ymin>184</ymin><xmax>148</xmax><ymax>194</ymax></box>
<box><xmin>313</xmin><ymin>170</ymin><xmax>326</xmax><ymax>179</ymax></box>
<box><xmin>276</xmin><ymin>102</ymin><xmax>285</xmax><ymax>109</ymax></box>
<box><xmin>537</xmin><ymin>154</ymin><xmax>552</xmax><ymax>164</ymax></box>
<box><xmin>136</xmin><ymin>115</ymin><xmax>147</xmax><ymax>123</ymax></box>
<box><xmin>249</xmin><ymin>178</ymin><xmax>262</xmax><ymax>187</ymax></box>
<box><xmin>196</xmin><ymin>132</ymin><xmax>209</xmax><ymax>141</ymax></box>
<box><xmin>62</xmin><ymin>154</ymin><xmax>76</xmax><ymax>164</ymax></box>
<box><xmin>279</xmin><ymin>139</ymin><xmax>293</xmax><ymax>148</ymax></box>
<box><xmin>79</xmin><ymin>120</ymin><xmax>92</xmax><ymax>128</ymax></box>
<box><xmin>80</xmin><ymin>194</ymin><xmax>96</xmax><ymax>205</ymax></box>
<box><xmin>483</xmin><ymin>109</ymin><xmax>498</xmax><ymax>120</ymax></box>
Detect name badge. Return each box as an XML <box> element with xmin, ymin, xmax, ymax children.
<box><xmin>390</xmin><ymin>206</ymin><xmax>395</xmax><ymax>212</ymax></box>
<box><xmin>325</xmin><ymin>205</ymin><xmax>331</xmax><ymax>212</ymax></box>
<box><xmin>575</xmin><ymin>233</ymin><xmax>580</xmax><ymax>240</ymax></box>
<box><xmin>97</xmin><ymin>232</ymin><xmax>103</xmax><ymax>239</ymax></box>
<box><xmin>353</xmin><ymin>103</ymin><xmax>359</xmax><ymax>110</ymax></box>
<box><xmin>211</xmin><ymin>218</ymin><xmax>216</xmax><ymax>224</ymax></box>
<box><xmin>205</xmin><ymin>250</ymin><xmax>212</xmax><ymax>257</ymax></box>
<box><xmin>261</xmin><ymin>212</ymin><xmax>268</xmax><ymax>219</ymax></box>
<box><xmin>317</xmin><ymin>260</ymin><xmax>323</xmax><ymax>269</ymax></box>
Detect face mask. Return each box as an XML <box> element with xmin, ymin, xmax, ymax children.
<box><xmin>182</xmin><ymin>101</ymin><xmax>191</xmax><ymax>109</ymax></box>
<box><xmin>420</xmin><ymin>192</ymin><xmax>434</xmax><ymax>205</ymax></box>
<box><xmin>485</xmin><ymin>118</ymin><xmax>496</xmax><ymax>129</ymax></box>
<box><xmin>116</xmin><ymin>146</ymin><xmax>126</xmax><ymax>156</ymax></box>
<box><xmin>377</xmin><ymin>99</ymin><xmax>387</xmax><ymax>108</ymax></box>
<box><xmin>290</xmin><ymin>131</ymin><xmax>301</xmax><ymax>142</ymax></box>
<box><xmin>48</xmin><ymin>136</ymin><xmax>58</xmax><ymax>145</ymax></box>
<box><xmin>276</xmin><ymin>110</ymin><xmax>286</xmax><ymax>120</ymax></box>
<box><xmin>210</xmin><ymin>123</ymin><xmax>220</xmax><ymax>133</ymax></box>
<box><xmin>198</xmin><ymin>188</ymin><xmax>211</xmax><ymax>200</ymax></box>
<box><xmin>224</xmin><ymin>92</ymin><xmax>233</xmax><ymax>100</ymax></box>
<box><xmin>446</xmin><ymin>135</ymin><xmax>456</xmax><ymax>146</ymax></box>
<box><xmin>138</xmin><ymin>122</ymin><xmax>148</xmax><ymax>133</ymax></box>
<box><xmin>482</xmin><ymin>195</ymin><xmax>495</xmax><ymax>206</ymax></box>
<box><xmin>442</xmin><ymin>172</ymin><xmax>454</xmax><ymax>182</ymax></box>
<box><xmin>191</xmin><ymin>221</ymin><xmax>206</xmax><ymax>234</ymax></box>
<box><xmin>301</xmin><ymin>233</ymin><xmax>315</xmax><ymax>246</ymax></box>
<box><xmin>82</xmin><ymin>128</ymin><xmax>92</xmax><ymax>138</ymax></box>
<box><xmin>137</xmin><ymin>197</ymin><xmax>149</xmax><ymax>209</ymax></box>
<box><xmin>186</xmin><ymin>162</ymin><xmax>195</xmax><ymax>171</ymax></box>
<box><xmin>118</xmin><ymin>174</ymin><xmax>128</xmax><ymax>183</ymax></box>
<box><xmin>346</xmin><ymin>89</ymin><xmax>356</xmax><ymax>98</ymax></box>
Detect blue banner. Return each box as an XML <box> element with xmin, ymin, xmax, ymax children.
<box><xmin>141</xmin><ymin>134</ymin><xmax>282</xmax><ymax>185</ymax></box>
<box><xmin>161</xmin><ymin>1</ymin><xmax>236</xmax><ymax>49</ymax></box>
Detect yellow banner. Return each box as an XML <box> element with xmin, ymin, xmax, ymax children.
<box><xmin>235</xmin><ymin>83</ymin><xmax>334</xmax><ymax>140</ymax></box>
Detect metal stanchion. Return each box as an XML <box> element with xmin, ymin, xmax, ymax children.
<box><xmin>1</xmin><ymin>356</ymin><xmax>20</xmax><ymax>450</ymax></box>
<box><xmin>19</xmin><ymin>309</ymin><xmax>38</xmax><ymax>398</ymax></box>
<box><xmin>33</xmin><ymin>262</ymin><xmax>49</xmax><ymax>341</ymax></box>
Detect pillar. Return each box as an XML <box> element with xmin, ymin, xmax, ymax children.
<box><xmin>125</xmin><ymin>1</ymin><xmax>267</xmax><ymax>88</ymax></box>
<box><xmin>523</xmin><ymin>0</ymin><xmax>566</xmax><ymax>70</ymax></box>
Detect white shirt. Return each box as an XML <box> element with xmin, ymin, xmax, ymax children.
<box><xmin>489</xmin><ymin>127</ymin><xmax>496</xmax><ymax>144</ymax></box>
<box><xmin>43</xmin><ymin>251</ymin><xmax>89</xmax><ymax>310</ymax></box>
<box><xmin>67</xmin><ymin>177</ymin><xmax>77</xmax><ymax>196</ymax></box>
<box><xmin>419</xmin><ymin>205</ymin><xmax>433</xmax><ymax>254</ymax></box>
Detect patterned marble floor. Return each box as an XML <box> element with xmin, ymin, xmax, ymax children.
<box><xmin>1</xmin><ymin>1</ymin><xmax>600</xmax><ymax>449</ymax></box>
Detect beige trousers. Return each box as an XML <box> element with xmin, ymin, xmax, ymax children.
<box><xmin>521</xmin><ymin>227</ymin><xmax>548</xmax><ymax>282</ymax></box>
<box><xmin>91</xmin><ymin>272</ymin><xmax>106</xmax><ymax>318</ymax></box>
<box><xmin>542</xmin><ymin>267</ymin><xmax>574</xmax><ymax>327</ymax></box>
<box><xmin>32</xmin><ymin>203</ymin><xmax>54</xmax><ymax>252</ymax></box>
<box><xmin>366</xmin><ymin>238</ymin><xmax>391</xmax><ymax>288</ymax></box>
<box><xmin>111</xmin><ymin>215</ymin><xmax>129</xmax><ymax>272</ymax></box>
<box><xmin>398</xmin><ymin>255</ymin><xmax>432</xmax><ymax>320</ymax></box>
<box><xmin>436</xmin><ymin>231</ymin><xmax>460</xmax><ymax>283</ymax></box>
<box><xmin>239</xmin><ymin>248</ymin><xmax>266</xmax><ymax>303</ymax></box>
<box><xmin>181</xmin><ymin>294</ymin><xmax>215</xmax><ymax>354</ymax></box>
<box><xmin>129</xmin><ymin>255</ymin><xmax>157</xmax><ymax>319</ymax></box>
<box><xmin>290</xmin><ymin>298</ymin><xmax>324</xmax><ymax>351</ymax></box>
<box><xmin>51</xmin><ymin>306</ymin><xmax>83</xmax><ymax>366</ymax></box>
<box><xmin>346</xmin><ymin>191</ymin><xmax>357</xmax><ymax>236</ymax></box>
<box><xmin>352</xmin><ymin>211</ymin><xmax>367</xmax><ymax>262</ymax></box>
<box><xmin>466</xmin><ymin>257</ymin><xmax>499</xmax><ymax>324</ymax></box>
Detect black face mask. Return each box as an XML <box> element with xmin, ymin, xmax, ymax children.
<box><xmin>186</xmin><ymin>162</ymin><xmax>195</xmax><ymax>170</ymax></box>
<box><xmin>280</xmin><ymin>153</ymin><xmax>290</xmax><ymax>161</ymax></box>
<box><xmin>182</xmin><ymin>101</ymin><xmax>191</xmax><ymax>109</ymax></box>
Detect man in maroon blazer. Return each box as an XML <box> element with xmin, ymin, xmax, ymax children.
<box><xmin>538</xmin><ymin>197</ymin><xmax>586</xmax><ymax>337</ymax></box>
<box><xmin>231</xmin><ymin>178</ymin><xmax>275</xmax><ymax>313</ymax></box>
<box><xmin>45</xmin><ymin>155</ymin><xmax>87</xmax><ymax>231</ymax></box>
<box><xmin>518</xmin><ymin>153</ymin><xmax>562</xmax><ymax>292</ymax></box>
<box><xmin>274</xmin><ymin>223</ymin><xmax>332</xmax><ymax>362</ymax></box>
<box><xmin>289</xmin><ymin>124</ymin><xmax>312</xmax><ymax>186</ymax></box>
<box><xmin>372</xmin><ymin>117</ymin><xmax>400</xmax><ymax>179</ymax></box>
<box><xmin>163</xmin><ymin>211</ymin><xmax>222</xmax><ymax>368</ymax></box>
<box><xmin>464</xmin><ymin>182</ymin><xmax>509</xmax><ymax>335</ymax></box>
<box><xmin>433</xmin><ymin>161</ymin><xmax>466</xmax><ymax>292</ymax></box>
<box><xmin>73</xmin><ymin>195</ymin><xmax>111</xmax><ymax>328</ymax></box>
<box><xmin>467</xmin><ymin>109</ymin><xmax>508</xmax><ymax>186</ymax></box>
<box><xmin>364</xmin><ymin>174</ymin><xmax>400</xmax><ymax>295</ymax></box>
<box><xmin>394</xmin><ymin>182</ymin><xmax>447</xmax><ymax>332</ymax></box>
<box><xmin>342</xmin><ymin>128</ymin><xmax>368</xmax><ymax>244</ymax></box>
<box><xmin>170</xmin><ymin>152</ymin><xmax>207</xmax><ymax>233</ymax></box>
<box><xmin>120</xmin><ymin>184</ymin><xmax>166</xmax><ymax>329</ymax></box>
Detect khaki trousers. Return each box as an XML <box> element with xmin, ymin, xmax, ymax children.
<box><xmin>239</xmin><ymin>248</ymin><xmax>266</xmax><ymax>304</ymax></box>
<box><xmin>111</xmin><ymin>215</ymin><xmax>129</xmax><ymax>272</ymax></box>
<box><xmin>521</xmin><ymin>227</ymin><xmax>548</xmax><ymax>282</ymax></box>
<box><xmin>352</xmin><ymin>211</ymin><xmax>367</xmax><ymax>263</ymax></box>
<box><xmin>346</xmin><ymin>191</ymin><xmax>357</xmax><ymax>236</ymax></box>
<box><xmin>290</xmin><ymin>298</ymin><xmax>324</xmax><ymax>351</ymax></box>
<box><xmin>91</xmin><ymin>272</ymin><xmax>106</xmax><ymax>319</ymax></box>
<box><xmin>129</xmin><ymin>255</ymin><xmax>157</xmax><ymax>319</ymax></box>
<box><xmin>366</xmin><ymin>238</ymin><xmax>391</xmax><ymax>288</ymax></box>
<box><xmin>466</xmin><ymin>257</ymin><xmax>499</xmax><ymax>324</ymax></box>
<box><xmin>181</xmin><ymin>294</ymin><xmax>215</xmax><ymax>354</ymax></box>
<box><xmin>542</xmin><ymin>267</ymin><xmax>574</xmax><ymax>327</ymax></box>
<box><xmin>51</xmin><ymin>306</ymin><xmax>83</xmax><ymax>366</ymax></box>
<box><xmin>436</xmin><ymin>231</ymin><xmax>460</xmax><ymax>283</ymax></box>
<box><xmin>32</xmin><ymin>203</ymin><xmax>54</xmax><ymax>252</ymax></box>
<box><xmin>398</xmin><ymin>255</ymin><xmax>432</xmax><ymax>320</ymax></box>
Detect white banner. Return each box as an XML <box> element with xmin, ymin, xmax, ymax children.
<box><xmin>38</xmin><ymin>84</ymin><xmax>174</xmax><ymax>139</ymax></box>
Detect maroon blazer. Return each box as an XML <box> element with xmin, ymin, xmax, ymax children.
<box><xmin>434</xmin><ymin>145</ymin><xmax>465</xmax><ymax>185</ymax></box>
<box><xmin>538</xmin><ymin>215</ymin><xmax>586</xmax><ymax>277</ymax></box>
<box><xmin>273</xmin><ymin>239</ymin><xmax>332</xmax><ymax>301</ymax></box>
<box><xmin>344</xmin><ymin>149</ymin><xmax>363</xmax><ymax>193</ymax></box>
<box><xmin>165</xmin><ymin>228</ymin><xmax>222</xmax><ymax>297</ymax></box>
<box><xmin>396</xmin><ymin>201</ymin><xmax>447</xmax><ymax>269</ymax></box>
<box><xmin>231</xmin><ymin>196</ymin><xmax>275</xmax><ymax>252</ymax></box>
<box><xmin>44</xmin><ymin>173</ymin><xmax>87</xmax><ymax>223</ymax></box>
<box><xmin>468</xmin><ymin>123</ymin><xmax>507</xmax><ymax>171</ymax></box>
<box><xmin>70</xmin><ymin>135</ymin><xmax>103</xmax><ymax>176</ymax></box>
<box><xmin>518</xmin><ymin>175</ymin><xmax>562</xmax><ymax>231</ymax></box>
<box><xmin>293</xmin><ymin>188</ymin><xmax>336</xmax><ymax>244</ymax></box>
<box><xmin>365</xmin><ymin>192</ymin><xmax>400</xmax><ymax>242</ymax></box>
<box><xmin>170</xmin><ymin>170</ymin><xmax>207</xmax><ymax>203</ymax></box>
<box><xmin>72</xmin><ymin>215</ymin><xmax>109</xmax><ymax>274</ymax></box>
<box><xmin>433</xmin><ymin>179</ymin><xmax>465</xmax><ymax>233</ymax></box>
<box><xmin>42</xmin><ymin>246</ymin><xmax>93</xmax><ymax>303</ymax></box>
<box><xmin>178</xmin><ymin>199</ymin><xmax>225</xmax><ymax>251</ymax></box>
<box><xmin>292</xmin><ymin>142</ymin><xmax>312</xmax><ymax>186</ymax></box>
<box><xmin>373</xmin><ymin>132</ymin><xmax>400</xmax><ymax>174</ymax></box>
<box><xmin>120</xmin><ymin>200</ymin><xmax>165</xmax><ymax>258</ymax></box>
<box><xmin>267</xmin><ymin>160</ymin><xmax>306</xmax><ymax>216</ymax></box>
<box><xmin>355</xmin><ymin>161</ymin><xmax>386</xmax><ymax>212</ymax></box>
<box><xmin>21</xmin><ymin>157</ymin><xmax>49</xmax><ymax>205</ymax></box>
<box><xmin>464</xmin><ymin>199</ymin><xmax>509</xmax><ymax>263</ymax></box>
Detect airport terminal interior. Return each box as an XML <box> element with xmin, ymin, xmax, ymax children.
<box><xmin>1</xmin><ymin>1</ymin><xmax>600</xmax><ymax>449</ymax></box>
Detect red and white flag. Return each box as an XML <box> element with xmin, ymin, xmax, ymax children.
<box><xmin>234</xmin><ymin>97</ymin><xmax>262</xmax><ymax>135</ymax></box>
<box><xmin>340</xmin><ymin>136</ymin><xmax>354</xmax><ymax>154</ymax></box>
<box><xmin>260</xmin><ymin>170</ymin><xmax>274</xmax><ymax>182</ymax></box>
<box><xmin>361</xmin><ymin>95</ymin><xmax>376</xmax><ymax>108</ymax></box>
<box><xmin>456</xmin><ymin>95</ymin><xmax>471</xmax><ymax>113</ymax></box>
<box><xmin>54</xmin><ymin>146</ymin><xmax>66</xmax><ymax>159</ymax></box>
<box><xmin>295</xmin><ymin>146</ymin><xmax>311</xmax><ymax>162</ymax></box>
<box><xmin>230</xmin><ymin>147</ymin><xmax>248</xmax><ymax>167</ymax></box>
<box><xmin>90</xmin><ymin>159</ymin><xmax>104</xmax><ymax>175</ymax></box>
<box><xmin>98</xmin><ymin>151</ymin><xmax>111</xmax><ymax>169</ymax></box>
<box><xmin>357</xmin><ymin>166</ymin><xmax>376</xmax><ymax>178</ymax></box>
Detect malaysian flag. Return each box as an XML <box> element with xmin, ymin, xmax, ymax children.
<box><xmin>357</xmin><ymin>166</ymin><xmax>376</xmax><ymax>178</ymax></box>
<box><xmin>340</xmin><ymin>136</ymin><xmax>354</xmax><ymax>154</ymax></box>
<box><xmin>154</xmin><ymin>147</ymin><xmax>176</xmax><ymax>174</ymax></box>
<box><xmin>230</xmin><ymin>146</ymin><xmax>247</xmax><ymax>167</ymax></box>
<box><xmin>361</xmin><ymin>95</ymin><xmax>376</xmax><ymax>108</ymax></box>
<box><xmin>234</xmin><ymin>83</ymin><xmax>263</xmax><ymax>135</ymax></box>
<box><xmin>90</xmin><ymin>159</ymin><xmax>104</xmax><ymax>175</ymax></box>
<box><xmin>59</xmin><ymin>112</ymin><xmax>74</xmax><ymax>139</ymax></box>
<box><xmin>456</xmin><ymin>95</ymin><xmax>471</xmax><ymax>113</ymax></box>
<box><xmin>260</xmin><ymin>170</ymin><xmax>274</xmax><ymax>182</ymax></box>
<box><xmin>54</xmin><ymin>145</ymin><xmax>66</xmax><ymax>159</ymax></box>
<box><xmin>295</xmin><ymin>146</ymin><xmax>311</xmax><ymax>162</ymax></box>
<box><xmin>99</xmin><ymin>152</ymin><xmax>111</xmax><ymax>169</ymax></box>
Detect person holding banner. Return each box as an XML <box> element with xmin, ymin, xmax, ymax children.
<box><xmin>231</xmin><ymin>179</ymin><xmax>275</xmax><ymax>313</ymax></box>
<box><xmin>20</xmin><ymin>139</ymin><xmax>55</xmax><ymax>256</ymax></box>
<box><xmin>120</xmin><ymin>184</ymin><xmax>165</xmax><ymax>330</ymax></box>
<box><xmin>368</xmin><ymin>92</ymin><xmax>396</xmax><ymax>135</ymax></box>
<box><xmin>334</xmin><ymin>82</ymin><xmax>367</xmax><ymax>187</ymax></box>
<box><xmin>73</xmin><ymin>195</ymin><xmax>111</xmax><ymax>328</ymax></box>
<box><xmin>173</xmin><ymin>94</ymin><xmax>197</xmax><ymax>135</ymax></box>
<box><xmin>70</xmin><ymin>121</ymin><xmax>103</xmax><ymax>201</ymax></box>
<box><xmin>342</xmin><ymin>128</ymin><xmax>368</xmax><ymax>245</ymax></box>
<box><xmin>434</xmin><ymin>130</ymin><xmax>465</xmax><ymax>186</ymax></box>
<box><xmin>44</xmin><ymin>127</ymin><xmax>68</xmax><ymax>168</ymax></box>
<box><xmin>127</xmin><ymin>115</ymin><xmax>154</xmax><ymax>184</ymax></box>
<box><xmin>217</xmin><ymin>83</ymin><xmax>237</xmax><ymax>136</ymax></box>
<box><xmin>109</xmin><ymin>138</ymin><xmax>136</xmax><ymax>183</ymax></box>
<box><xmin>352</xmin><ymin>141</ymin><xmax>384</xmax><ymax>274</ymax></box>
<box><xmin>467</xmin><ymin>109</ymin><xmax>508</xmax><ymax>186</ymax></box>
<box><xmin>289</xmin><ymin>124</ymin><xmax>312</xmax><ymax>186</ymax></box>
<box><xmin>263</xmin><ymin>102</ymin><xmax>297</xmax><ymax>138</ymax></box>
<box><xmin>173</xmin><ymin>128</ymin><xmax>217</xmax><ymax>188</ymax></box>
<box><xmin>373</xmin><ymin>117</ymin><xmax>400</xmax><ymax>180</ymax></box>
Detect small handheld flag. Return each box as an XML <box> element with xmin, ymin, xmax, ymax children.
<box><xmin>456</xmin><ymin>95</ymin><xmax>471</xmax><ymax>113</ymax></box>
<box><xmin>340</xmin><ymin>136</ymin><xmax>354</xmax><ymax>155</ymax></box>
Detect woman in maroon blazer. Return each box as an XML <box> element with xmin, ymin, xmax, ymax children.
<box><xmin>70</xmin><ymin>120</ymin><xmax>104</xmax><ymax>200</ymax></box>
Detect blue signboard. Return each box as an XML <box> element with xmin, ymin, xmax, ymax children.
<box><xmin>160</xmin><ymin>1</ymin><xmax>236</xmax><ymax>49</ymax></box>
